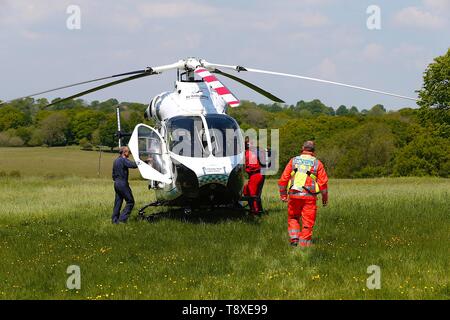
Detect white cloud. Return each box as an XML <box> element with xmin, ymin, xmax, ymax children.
<box><xmin>329</xmin><ymin>27</ymin><xmax>363</xmax><ymax>47</ymax></box>
<box><xmin>249</xmin><ymin>19</ymin><xmax>279</xmax><ymax>31</ymax></box>
<box><xmin>393</xmin><ymin>6</ymin><xmax>447</xmax><ymax>29</ymax></box>
<box><xmin>363</xmin><ymin>43</ymin><xmax>385</xmax><ymax>62</ymax></box>
<box><xmin>101</xmin><ymin>4</ymin><xmax>145</xmax><ymax>32</ymax></box>
<box><xmin>298</xmin><ymin>12</ymin><xmax>330</xmax><ymax>28</ymax></box>
<box><xmin>0</xmin><ymin>0</ymin><xmax>84</xmax><ymax>26</ymax></box>
<box><xmin>391</xmin><ymin>43</ymin><xmax>433</xmax><ymax>70</ymax></box>
<box><xmin>161</xmin><ymin>33</ymin><xmax>202</xmax><ymax>51</ymax></box>
<box><xmin>20</xmin><ymin>30</ymin><xmax>43</xmax><ymax>40</ymax></box>
<box><xmin>138</xmin><ymin>1</ymin><xmax>218</xmax><ymax>19</ymax></box>
<box><xmin>315</xmin><ymin>58</ymin><xmax>337</xmax><ymax>79</ymax></box>
<box><xmin>0</xmin><ymin>1</ymin><xmax>51</xmax><ymax>25</ymax></box>
<box><xmin>281</xmin><ymin>0</ymin><xmax>335</xmax><ymax>7</ymax></box>
<box><xmin>423</xmin><ymin>0</ymin><xmax>450</xmax><ymax>11</ymax></box>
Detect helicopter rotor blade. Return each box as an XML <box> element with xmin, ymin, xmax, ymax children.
<box><xmin>194</xmin><ymin>67</ymin><xmax>240</xmax><ymax>107</ymax></box>
<box><xmin>203</xmin><ymin>61</ymin><xmax>418</xmax><ymax>102</ymax></box>
<box><xmin>45</xmin><ymin>71</ymin><xmax>155</xmax><ymax>108</ymax></box>
<box><xmin>212</xmin><ymin>69</ymin><xmax>284</xmax><ymax>103</ymax></box>
<box><xmin>2</xmin><ymin>60</ymin><xmax>186</xmax><ymax>106</ymax></box>
<box><xmin>2</xmin><ymin>69</ymin><xmax>152</xmax><ymax>105</ymax></box>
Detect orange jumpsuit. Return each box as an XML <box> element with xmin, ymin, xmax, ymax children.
<box><xmin>278</xmin><ymin>151</ymin><xmax>328</xmax><ymax>246</ymax></box>
<box><xmin>243</xmin><ymin>147</ymin><xmax>265</xmax><ymax>214</ymax></box>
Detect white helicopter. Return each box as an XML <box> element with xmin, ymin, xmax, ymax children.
<box><xmin>6</xmin><ymin>57</ymin><xmax>418</xmax><ymax>215</ymax></box>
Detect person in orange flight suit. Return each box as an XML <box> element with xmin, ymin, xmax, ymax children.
<box><xmin>243</xmin><ymin>137</ymin><xmax>265</xmax><ymax>215</ymax></box>
<box><xmin>278</xmin><ymin>141</ymin><xmax>328</xmax><ymax>247</ymax></box>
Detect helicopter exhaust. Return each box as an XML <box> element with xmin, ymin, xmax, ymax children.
<box><xmin>145</xmin><ymin>95</ymin><xmax>164</xmax><ymax>121</ymax></box>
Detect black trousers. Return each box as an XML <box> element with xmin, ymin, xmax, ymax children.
<box><xmin>112</xmin><ymin>180</ymin><xmax>135</xmax><ymax>223</ymax></box>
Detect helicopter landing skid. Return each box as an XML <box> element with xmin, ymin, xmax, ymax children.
<box><xmin>137</xmin><ymin>200</ymin><xmax>166</xmax><ymax>221</ymax></box>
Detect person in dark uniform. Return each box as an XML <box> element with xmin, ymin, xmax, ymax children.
<box><xmin>112</xmin><ymin>146</ymin><xmax>138</xmax><ymax>224</ymax></box>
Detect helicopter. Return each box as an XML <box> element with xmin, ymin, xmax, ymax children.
<box><xmin>4</xmin><ymin>57</ymin><xmax>418</xmax><ymax>216</ymax></box>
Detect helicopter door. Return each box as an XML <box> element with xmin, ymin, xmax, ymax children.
<box><xmin>128</xmin><ymin>124</ymin><xmax>172</xmax><ymax>184</ymax></box>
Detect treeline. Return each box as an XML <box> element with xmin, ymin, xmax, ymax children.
<box><xmin>0</xmin><ymin>97</ymin><xmax>448</xmax><ymax>178</ymax></box>
<box><xmin>0</xmin><ymin>98</ymin><xmax>153</xmax><ymax>150</ymax></box>
<box><xmin>229</xmin><ymin>101</ymin><xmax>449</xmax><ymax>178</ymax></box>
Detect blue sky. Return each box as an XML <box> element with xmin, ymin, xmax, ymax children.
<box><xmin>1</xmin><ymin>0</ymin><xmax>449</xmax><ymax>110</ymax></box>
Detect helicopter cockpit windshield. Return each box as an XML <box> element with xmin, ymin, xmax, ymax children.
<box><xmin>204</xmin><ymin>114</ymin><xmax>243</xmax><ymax>157</ymax></box>
<box><xmin>167</xmin><ymin>115</ymin><xmax>243</xmax><ymax>158</ymax></box>
<box><xmin>167</xmin><ymin>116</ymin><xmax>210</xmax><ymax>158</ymax></box>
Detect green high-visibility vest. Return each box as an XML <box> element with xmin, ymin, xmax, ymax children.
<box><xmin>288</xmin><ymin>154</ymin><xmax>320</xmax><ymax>194</ymax></box>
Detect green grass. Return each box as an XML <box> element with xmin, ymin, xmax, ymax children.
<box><xmin>0</xmin><ymin>148</ymin><xmax>449</xmax><ymax>299</ymax></box>
<box><xmin>1</xmin><ymin>146</ymin><xmax>140</xmax><ymax>179</ymax></box>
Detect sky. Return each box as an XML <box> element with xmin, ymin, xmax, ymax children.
<box><xmin>1</xmin><ymin>0</ymin><xmax>449</xmax><ymax>110</ymax></box>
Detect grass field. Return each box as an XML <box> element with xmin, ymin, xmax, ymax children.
<box><xmin>0</xmin><ymin>147</ymin><xmax>449</xmax><ymax>299</ymax></box>
<box><xmin>0</xmin><ymin>146</ymin><xmax>141</xmax><ymax>179</ymax></box>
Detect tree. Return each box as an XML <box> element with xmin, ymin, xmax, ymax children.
<box><xmin>0</xmin><ymin>106</ymin><xmax>28</xmax><ymax>131</ymax></box>
<box><xmin>393</xmin><ymin>133</ymin><xmax>450</xmax><ymax>177</ymax></box>
<box><xmin>417</xmin><ymin>48</ymin><xmax>450</xmax><ymax>138</ymax></box>
<box><xmin>295</xmin><ymin>99</ymin><xmax>335</xmax><ymax>116</ymax></box>
<box><xmin>122</xmin><ymin>110</ymin><xmax>144</xmax><ymax>132</ymax></box>
<box><xmin>40</xmin><ymin>113</ymin><xmax>69</xmax><ymax>146</ymax></box>
<box><xmin>8</xmin><ymin>98</ymin><xmax>36</xmax><ymax>124</ymax></box>
<box><xmin>322</xmin><ymin>122</ymin><xmax>396</xmax><ymax>178</ymax></box>
<box><xmin>98</xmin><ymin>115</ymin><xmax>120</xmax><ymax>150</ymax></box>
<box><xmin>28</xmin><ymin>129</ymin><xmax>44</xmax><ymax>146</ymax></box>
<box><xmin>96</xmin><ymin>99</ymin><xmax>120</xmax><ymax>112</ymax></box>
<box><xmin>0</xmin><ymin>132</ymin><xmax>9</xmax><ymax>146</ymax></box>
<box><xmin>8</xmin><ymin>136</ymin><xmax>24</xmax><ymax>147</ymax></box>
<box><xmin>15</xmin><ymin>126</ymin><xmax>33</xmax><ymax>145</ymax></box>
<box><xmin>368</xmin><ymin>104</ymin><xmax>386</xmax><ymax>116</ymax></box>
<box><xmin>336</xmin><ymin>105</ymin><xmax>349</xmax><ymax>116</ymax></box>
<box><xmin>72</xmin><ymin>110</ymin><xmax>106</xmax><ymax>142</ymax></box>
<box><xmin>228</xmin><ymin>101</ymin><xmax>271</xmax><ymax>129</ymax></box>
<box><xmin>48</xmin><ymin>98</ymin><xmax>85</xmax><ymax>110</ymax></box>
<box><xmin>79</xmin><ymin>137</ymin><xmax>93</xmax><ymax>151</ymax></box>
<box><xmin>0</xmin><ymin>131</ymin><xmax>24</xmax><ymax>147</ymax></box>
<box><xmin>35</xmin><ymin>110</ymin><xmax>53</xmax><ymax>123</ymax></box>
<box><xmin>349</xmin><ymin>106</ymin><xmax>359</xmax><ymax>115</ymax></box>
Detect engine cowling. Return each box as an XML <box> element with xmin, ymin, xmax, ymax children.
<box><xmin>144</xmin><ymin>93</ymin><xmax>168</xmax><ymax>122</ymax></box>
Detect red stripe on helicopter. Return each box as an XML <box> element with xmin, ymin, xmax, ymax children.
<box><xmin>195</xmin><ymin>68</ymin><xmax>240</xmax><ymax>107</ymax></box>
<box><xmin>215</xmin><ymin>86</ymin><xmax>230</xmax><ymax>95</ymax></box>
<box><xmin>202</xmin><ymin>75</ymin><xmax>216</xmax><ymax>83</ymax></box>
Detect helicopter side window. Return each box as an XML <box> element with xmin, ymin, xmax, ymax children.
<box><xmin>205</xmin><ymin>114</ymin><xmax>243</xmax><ymax>157</ymax></box>
<box><xmin>137</xmin><ymin>126</ymin><xmax>165</xmax><ymax>174</ymax></box>
<box><xmin>167</xmin><ymin>116</ymin><xmax>210</xmax><ymax>158</ymax></box>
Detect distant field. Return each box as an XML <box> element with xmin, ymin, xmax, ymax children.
<box><xmin>0</xmin><ymin>148</ymin><xmax>448</xmax><ymax>299</ymax></box>
<box><xmin>1</xmin><ymin>147</ymin><xmax>141</xmax><ymax>179</ymax></box>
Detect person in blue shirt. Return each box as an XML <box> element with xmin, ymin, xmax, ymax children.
<box><xmin>112</xmin><ymin>146</ymin><xmax>138</xmax><ymax>223</ymax></box>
